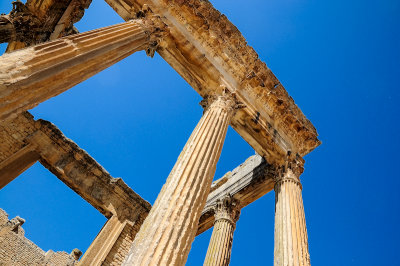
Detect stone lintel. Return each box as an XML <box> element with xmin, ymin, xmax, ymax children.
<box><xmin>0</xmin><ymin>112</ymin><xmax>150</xmax><ymax>222</ymax></box>
<box><xmin>31</xmin><ymin>119</ymin><xmax>151</xmax><ymax>221</ymax></box>
<box><xmin>103</xmin><ymin>0</ymin><xmax>320</xmax><ymax>164</ymax></box>
<box><xmin>197</xmin><ymin>154</ymin><xmax>276</xmax><ymax>235</ymax></box>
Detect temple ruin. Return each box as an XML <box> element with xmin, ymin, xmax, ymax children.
<box><xmin>0</xmin><ymin>0</ymin><xmax>320</xmax><ymax>265</ymax></box>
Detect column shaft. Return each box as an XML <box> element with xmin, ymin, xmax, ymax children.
<box><xmin>123</xmin><ymin>95</ymin><xmax>236</xmax><ymax>266</ymax></box>
<box><xmin>274</xmin><ymin>168</ymin><xmax>310</xmax><ymax>266</ymax></box>
<box><xmin>0</xmin><ymin>19</ymin><xmax>160</xmax><ymax>121</ymax></box>
<box><xmin>204</xmin><ymin>197</ymin><xmax>240</xmax><ymax>266</ymax></box>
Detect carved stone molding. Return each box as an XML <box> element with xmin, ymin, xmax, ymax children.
<box><xmin>274</xmin><ymin>151</ymin><xmax>305</xmax><ymax>190</ymax></box>
<box><xmin>204</xmin><ymin>195</ymin><xmax>240</xmax><ymax>266</ymax></box>
<box><xmin>0</xmin><ymin>0</ymin><xmax>93</xmax><ymax>47</ymax></box>
<box><xmin>200</xmin><ymin>89</ymin><xmax>245</xmax><ymax>116</ymax></box>
<box><xmin>1</xmin><ymin>1</ymin><xmax>42</xmax><ymax>45</ymax></box>
<box><xmin>136</xmin><ymin>5</ymin><xmax>168</xmax><ymax>58</ymax></box>
<box><xmin>213</xmin><ymin>195</ymin><xmax>241</xmax><ymax>226</ymax></box>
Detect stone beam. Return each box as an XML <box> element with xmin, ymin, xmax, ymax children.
<box><xmin>33</xmin><ymin>119</ymin><xmax>151</xmax><ymax>220</ymax></box>
<box><xmin>0</xmin><ymin>112</ymin><xmax>150</xmax><ymax>221</ymax></box>
<box><xmin>104</xmin><ymin>0</ymin><xmax>320</xmax><ymax>165</ymax></box>
<box><xmin>197</xmin><ymin>154</ymin><xmax>275</xmax><ymax>235</ymax></box>
<box><xmin>0</xmin><ymin>18</ymin><xmax>163</xmax><ymax>122</ymax></box>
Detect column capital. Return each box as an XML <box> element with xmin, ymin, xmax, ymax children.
<box><xmin>200</xmin><ymin>89</ymin><xmax>245</xmax><ymax>114</ymax></box>
<box><xmin>213</xmin><ymin>195</ymin><xmax>241</xmax><ymax>226</ymax></box>
<box><xmin>4</xmin><ymin>1</ymin><xmax>42</xmax><ymax>45</ymax></box>
<box><xmin>275</xmin><ymin>151</ymin><xmax>304</xmax><ymax>189</ymax></box>
<box><xmin>135</xmin><ymin>5</ymin><xmax>168</xmax><ymax>58</ymax></box>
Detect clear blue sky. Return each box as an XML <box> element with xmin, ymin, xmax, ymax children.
<box><xmin>1</xmin><ymin>0</ymin><xmax>399</xmax><ymax>265</ymax></box>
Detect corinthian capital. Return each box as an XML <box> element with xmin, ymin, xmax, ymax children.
<box><xmin>135</xmin><ymin>5</ymin><xmax>168</xmax><ymax>58</ymax></box>
<box><xmin>200</xmin><ymin>88</ymin><xmax>245</xmax><ymax>115</ymax></box>
<box><xmin>275</xmin><ymin>151</ymin><xmax>305</xmax><ymax>189</ymax></box>
<box><xmin>213</xmin><ymin>195</ymin><xmax>241</xmax><ymax>225</ymax></box>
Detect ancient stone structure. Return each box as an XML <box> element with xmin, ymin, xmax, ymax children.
<box><xmin>0</xmin><ymin>0</ymin><xmax>320</xmax><ymax>265</ymax></box>
<box><xmin>0</xmin><ymin>208</ymin><xmax>81</xmax><ymax>265</ymax></box>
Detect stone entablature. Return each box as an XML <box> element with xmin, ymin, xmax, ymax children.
<box><xmin>0</xmin><ymin>112</ymin><xmax>152</xmax><ymax>220</ymax></box>
<box><xmin>198</xmin><ymin>154</ymin><xmax>275</xmax><ymax>234</ymax></box>
<box><xmin>0</xmin><ymin>113</ymin><xmax>152</xmax><ymax>265</ymax></box>
<box><xmin>104</xmin><ymin>0</ymin><xmax>321</xmax><ymax>164</ymax></box>
<box><xmin>0</xmin><ymin>208</ymin><xmax>81</xmax><ymax>265</ymax></box>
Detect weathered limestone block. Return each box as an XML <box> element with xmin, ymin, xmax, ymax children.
<box><xmin>123</xmin><ymin>94</ymin><xmax>238</xmax><ymax>266</ymax></box>
<box><xmin>0</xmin><ymin>18</ymin><xmax>164</xmax><ymax>121</ymax></box>
<box><xmin>274</xmin><ymin>156</ymin><xmax>310</xmax><ymax>266</ymax></box>
<box><xmin>204</xmin><ymin>196</ymin><xmax>240</xmax><ymax>266</ymax></box>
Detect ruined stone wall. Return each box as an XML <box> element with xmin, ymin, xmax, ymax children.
<box><xmin>0</xmin><ymin>208</ymin><xmax>78</xmax><ymax>266</ymax></box>
<box><xmin>103</xmin><ymin>223</ymin><xmax>135</xmax><ymax>265</ymax></box>
<box><xmin>0</xmin><ymin>112</ymin><xmax>36</xmax><ymax>162</ymax></box>
<box><xmin>0</xmin><ymin>230</ymin><xmax>46</xmax><ymax>265</ymax></box>
<box><xmin>102</xmin><ymin>214</ymin><xmax>146</xmax><ymax>265</ymax></box>
<box><xmin>43</xmin><ymin>250</ymin><xmax>77</xmax><ymax>266</ymax></box>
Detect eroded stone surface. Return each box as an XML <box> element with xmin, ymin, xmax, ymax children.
<box><xmin>0</xmin><ymin>0</ymin><xmax>92</xmax><ymax>47</ymax></box>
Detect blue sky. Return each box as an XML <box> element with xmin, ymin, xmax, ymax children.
<box><xmin>1</xmin><ymin>0</ymin><xmax>399</xmax><ymax>265</ymax></box>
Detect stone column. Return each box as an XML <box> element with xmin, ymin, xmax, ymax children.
<box><xmin>0</xmin><ymin>17</ymin><xmax>164</xmax><ymax>121</ymax></box>
<box><xmin>274</xmin><ymin>155</ymin><xmax>310</xmax><ymax>266</ymax></box>
<box><xmin>123</xmin><ymin>93</ymin><xmax>238</xmax><ymax>266</ymax></box>
<box><xmin>204</xmin><ymin>196</ymin><xmax>240</xmax><ymax>266</ymax></box>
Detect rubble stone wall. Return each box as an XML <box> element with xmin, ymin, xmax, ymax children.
<box><xmin>0</xmin><ymin>208</ymin><xmax>78</xmax><ymax>266</ymax></box>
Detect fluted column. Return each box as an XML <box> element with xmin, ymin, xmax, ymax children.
<box><xmin>274</xmin><ymin>155</ymin><xmax>310</xmax><ymax>266</ymax></box>
<box><xmin>0</xmin><ymin>17</ymin><xmax>164</xmax><ymax>121</ymax></box>
<box><xmin>123</xmin><ymin>94</ymin><xmax>238</xmax><ymax>266</ymax></box>
<box><xmin>204</xmin><ymin>196</ymin><xmax>240</xmax><ymax>266</ymax></box>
